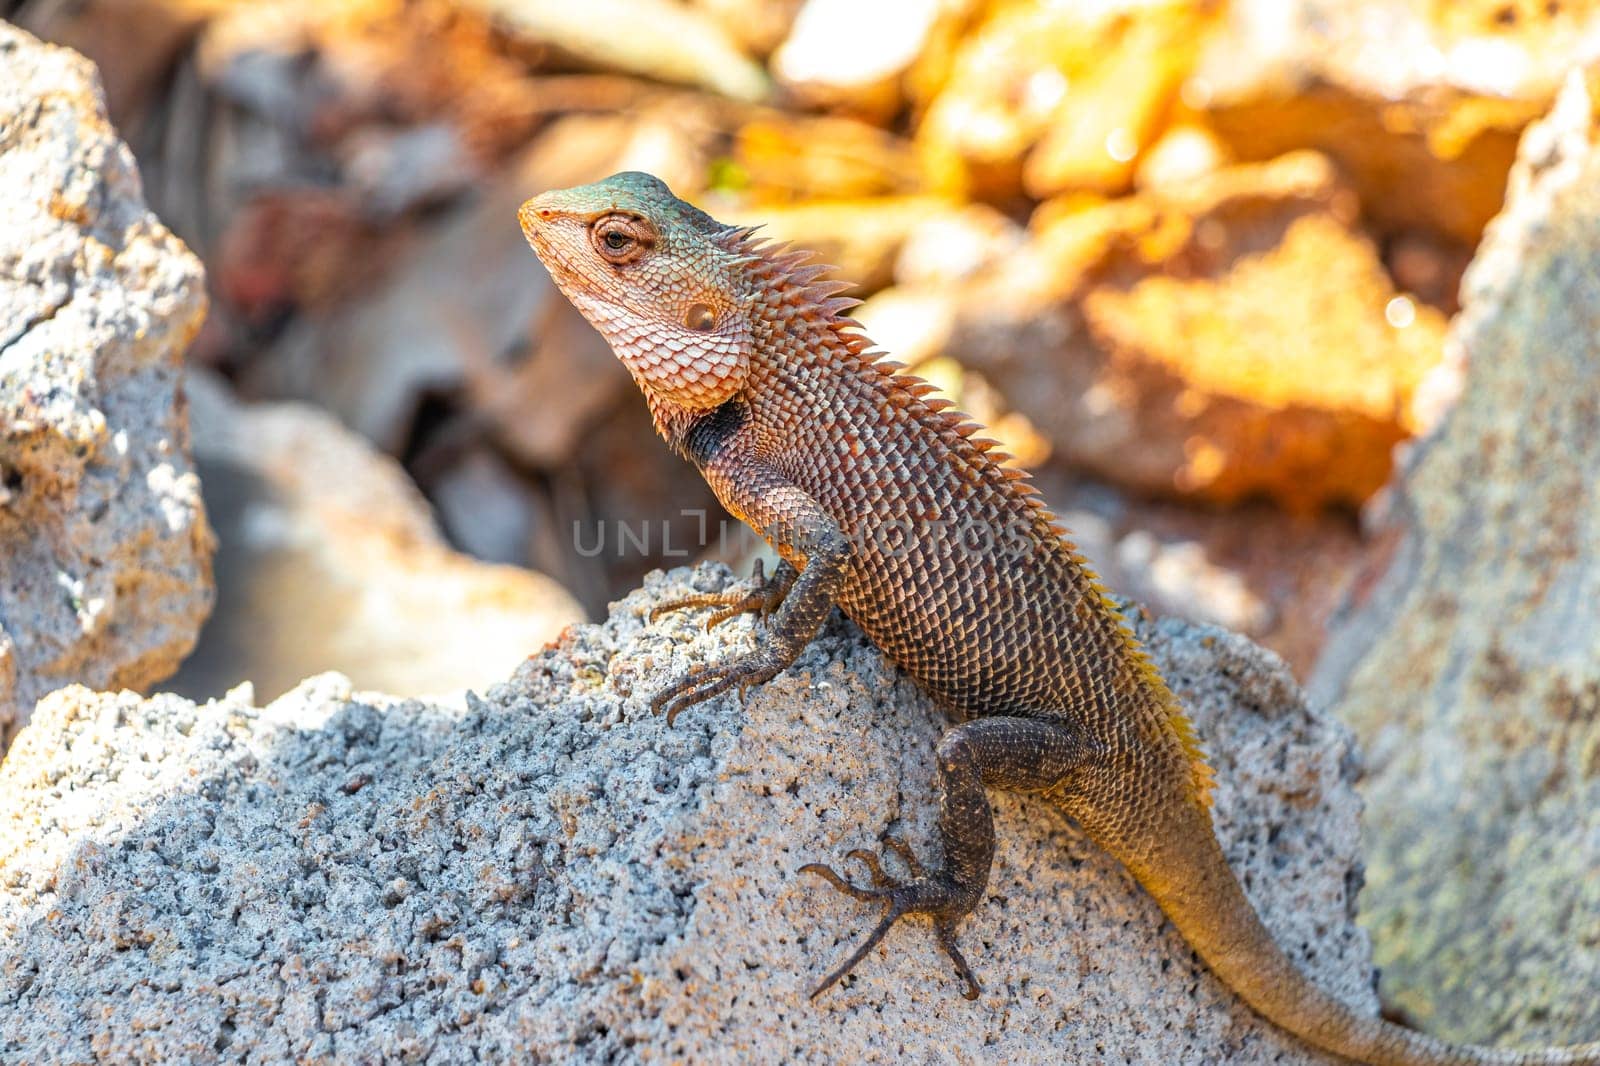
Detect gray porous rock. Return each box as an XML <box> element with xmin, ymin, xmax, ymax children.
<box><xmin>0</xmin><ymin>24</ymin><xmax>213</xmax><ymax>740</ymax></box>
<box><xmin>1311</xmin><ymin>70</ymin><xmax>1600</xmax><ymax>1046</ymax></box>
<box><xmin>0</xmin><ymin>564</ymin><xmax>1374</xmax><ymax>1064</ymax></box>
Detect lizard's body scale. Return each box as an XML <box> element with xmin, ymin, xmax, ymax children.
<box><xmin>705</xmin><ymin>250</ymin><xmax>1209</xmax><ymax>815</ymax></box>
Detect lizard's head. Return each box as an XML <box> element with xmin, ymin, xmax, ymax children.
<box><xmin>519</xmin><ymin>171</ymin><xmax>753</xmax><ymax>413</ymax></box>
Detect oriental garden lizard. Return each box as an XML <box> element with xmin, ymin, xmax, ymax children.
<box><xmin>519</xmin><ymin>171</ymin><xmax>1600</xmax><ymax>1066</ymax></box>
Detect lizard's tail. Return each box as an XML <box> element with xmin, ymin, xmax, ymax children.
<box><xmin>1074</xmin><ymin>795</ymin><xmax>1600</xmax><ymax>1066</ymax></box>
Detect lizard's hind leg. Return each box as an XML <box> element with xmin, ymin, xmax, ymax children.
<box><xmin>802</xmin><ymin>715</ymin><xmax>1092</xmax><ymax>1000</ymax></box>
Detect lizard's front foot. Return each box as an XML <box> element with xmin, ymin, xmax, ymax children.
<box><xmin>801</xmin><ymin>836</ymin><xmax>981</xmax><ymax>1000</ymax></box>
<box><xmin>649</xmin><ymin>649</ymin><xmax>785</xmax><ymax>725</ymax></box>
<box><xmin>648</xmin><ymin>559</ymin><xmax>797</xmax><ymax>630</ymax></box>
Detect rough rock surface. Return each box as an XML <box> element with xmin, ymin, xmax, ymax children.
<box><xmin>0</xmin><ymin>24</ymin><xmax>213</xmax><ymax>739</ymax></box>
<box><xmin>1311</xmin><ymin>71</ymin><xmax>1600</xmax><ymax>1046</ymax></box>
<box><xmin>164</xmin><ymin>374</ymin><xmax>581</xmax><ymax>706</ymax></box>
<box><xmin>0</xmin><ymin>564</ymin><xmax>1374</xmax><ymax>1064</ymax></box>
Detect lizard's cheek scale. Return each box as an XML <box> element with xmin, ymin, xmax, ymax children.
<box><xmin>619</xmin><ymin>317</ymin><xmax>751</xmax><ymax>410</ymax></box>
<box><xmin>551</xmin><ymin>284</ymin><xmax>749</xmax><ymax>410</ymax></box>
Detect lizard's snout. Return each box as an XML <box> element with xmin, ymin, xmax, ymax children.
<box><xmin>517</xmin><ymin>195</ymin><xmax>557</xmax><ymax>236</ymax></box>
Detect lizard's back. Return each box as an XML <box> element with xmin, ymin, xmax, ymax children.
<box><xmin>737</xmin><ymin>311</ymin><xmax>1202</xmax><ymax>795</ymax></box>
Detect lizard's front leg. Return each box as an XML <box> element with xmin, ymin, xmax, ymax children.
<box><xmin>650</xmin><ymin>475</ymin><xmax>849</xmax><ymax>726</ymax></box>
<box><xmin>803</xmin><ymin>716</ymin><xmax>1092</xmax><ymax>1000</ymax></box>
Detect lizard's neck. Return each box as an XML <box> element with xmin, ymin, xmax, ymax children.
<box><xmin>643</xmin><ymin>389</ymin><xmax>703</xmax><ymax>457</ymax></box>
<box><xmin>642</xmin><ymin>246</ymin><xmax>863</xmax><ymax>458</ymax></box>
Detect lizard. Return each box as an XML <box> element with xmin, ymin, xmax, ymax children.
<box><xmin>518</xmin><ymin>170</ymin><xmax>1600</xmax><ymax>1066</ymax></box>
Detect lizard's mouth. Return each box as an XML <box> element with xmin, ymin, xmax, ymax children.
<box><xmin>519</xmin><ymin>221</ymin><xmax>585</xmax><ymax>292</ymax></box>
<box><xmin>517</xmin><ymin>202</ymin><xmax>574</xmax><ymax>266</ymax></box>
<box><xmin>519</xmin><ymin>214</ymin><xmax>590</xmax><ymax>285</ymax></box>
<box><xmin>517</xmin><ymin>209</ymin><xmax>556</xmax><ymax>261</ymax></box>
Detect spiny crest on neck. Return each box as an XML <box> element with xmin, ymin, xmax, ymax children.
<box><xmin>712</xmin><ymin>225</ymin><xmax>865</xmax><ymax>334</ymax></box>
<box><xmin>639</xmin><ymin>223</ymin><xmax>871</xmax><ymax>456</ymax></box>
<box><xmin>709</xmin><ymin>221</ymin><xmax>1042</xmax><ymax>487</ymax></box>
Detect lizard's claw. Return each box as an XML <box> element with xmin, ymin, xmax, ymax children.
<box><xmin>844</xmin><ymin>848</ymin><xmax>892</xmax><ymax>887</ymax></box>
<box><xmin>801</xmin><ymin>840</ymin><xmax>981</xmax><ymax>1001</ymax></box>
<box><xmin>648</xmin><ymin>559</ymin><xmax>795</xmax><ymax>628</ymax></box>
<box><xmin>649</xmin><ymin>651</ymin><xmax>784</xmax><ymax>726</ymax></box>
<box><xmin>842</xmin><ymin>835</ymin><xmax>921</xmax><ymax>888</ymax></box>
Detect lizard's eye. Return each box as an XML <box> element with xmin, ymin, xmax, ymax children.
<box><xmin>591</xmin><ymin>214</ymin><xmax>650</xmax><ymax>264</ymax></box>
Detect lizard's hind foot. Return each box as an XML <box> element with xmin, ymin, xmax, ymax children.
<box><xmin>801</xmin><ymin>839</ymin><xmax>981</xmax><ymax>1001</ymax></box>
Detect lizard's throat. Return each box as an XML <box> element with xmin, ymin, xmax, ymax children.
<box><xmin>591</xmin><ymin>308</ymin><xmax>750</xmax><ymax>413</ymax></box>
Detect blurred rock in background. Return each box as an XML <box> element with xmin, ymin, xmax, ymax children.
<box><xmin>1196</xmin><ymin>0</ymin><xmax>1598</xmax><ymax>248</ymax></box>
<box><xmin>0</xmin><ymin>24</ymin><xmax>213</xmax><ymax>742</ymax></box>
<box><xmin>868</xmin><ymin>151</ymin><xmax>1448</xmax><ymax>514</ymax></box>
<box><xmin>168</xmin><ymin>373</ymin><xmax>580</xmax><ymax>704</ymax></box>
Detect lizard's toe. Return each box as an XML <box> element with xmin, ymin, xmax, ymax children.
<box><xmin>648</xmin><ymin>590</ymin><xmax>743</xmax><ymax>624</ymax></box>
<box><xmin>648</xmin><ymin>559</ymin><xmax>794</xmax><ymax>628</ymax></box>
<box><xmin>936</xmin><ymin>919</ymin><xmax>980</xmax><ymax>1000</ymax></box>
<box><xmin>797</xmin><ymin>859</ymin><xmax>882</xmax><ymax>903</ymax></box>
<box><xmin>649</xmin><ymin>652</ymin><xmax>784</xmax><ymax>725</ymax></box>
<box><xmin>704</xmin><ymin>586</ymin><xmax>783</xmax><ymax>629</ymax></box>
<box><xmin>801</xmin><ymin>840</ymin><xmax>981</xmax><ymax>1000</ymax></box>
<box><xmin>879</xmin><ymin>834</ymin><xmax>925</xmax><ymax>878</ymax></box>
<box><xmin>807</xmin><ymin>899</ymin><xmax>910</xmax><ymax>999</ymax></box>
<box><xmin>844</xmin><ymin>848</ymin><xmax>893</xmax><ymax>888</ymax></box>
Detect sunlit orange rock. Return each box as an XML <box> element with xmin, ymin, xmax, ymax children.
<box><xmin>1023</xmin><ymin>4</ymin><xmax>1212</xmax><ymax>198</ymax></box>
<box><xmin>692</xmin><ymin>0</ymin><xmax>808</xmax><ymax>58</ymax></box>
<box><xmin>915</xmin><ymin>0</ymin><xmax>1214</xmax><ymax>201</ymax></box>
<box><xmin>713</xmin><ymin>196</ymin><xmax>960</xmax><ymax>292</ymax></box>
<box><xmin>898</xmin><ymin>152</ymin><xmax>1449</xmax><ymax>512</ymax></box>
<box><xmin>1189</xmin><ymin>0</ymin><xmax>1600</xmax><ymax>246</ymax></box>
<box><xmin>770</xmin><ymin>0</ymin><xmax>975</xmax><ymax>123</ymax></box>
<box><xmin>467</xmin><ymin>0</ymin><xmax>770</xmax><ymax>102</ymax></box>
<box><xmin>1135</xmin><ymin>123</ymin><xmax>1233</xmax><ymax>190</ymax></box>
<box><xmin>726</xmin><ymin>112</ymin><xmax>933</xmax><ymax>201</ymax></box>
